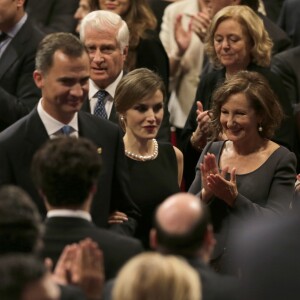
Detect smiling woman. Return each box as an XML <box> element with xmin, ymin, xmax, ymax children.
<box><xmin>189</xmin><ymin>71</ymin><xmax>296</xmax><ymax>275</ymax></box>
<box><xmin>181</xmin><ymin>5</ymin><xmax>295</xmax><ymax>190</ymax></box>
<box><xmin>113</xmin><ymin>68</ymin><xmax>183</xmax><ymax>248</ymax></box>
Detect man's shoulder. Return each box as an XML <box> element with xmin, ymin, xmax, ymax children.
<box><xmin>0</xmin><ymin>112</ymin><xmax>33</xmax><ymax>143</ymax></box>
<box><xmin>14</xmin><ymin>18</ymin><xmax>45</xmax><ymax>45</ymax></box>
<box><xmin>90</xmin><ymin>224</ymin><xmax>143</xmax><ymax>250</ymax></box>
<box><xmin>78</xmin><ymin>111</ymin><xmax>119</xmax><ymax>131</ymax></box>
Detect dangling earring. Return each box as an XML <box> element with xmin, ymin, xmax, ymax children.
<box><xmin>258</xmin><ymin>124</ymin><xmax>263</xmax><ymax>132</ymax></box>
<box><xmin>120</xmin><ymin>115</ymin><xmax>124</xmax><ymax>121</ymax></box>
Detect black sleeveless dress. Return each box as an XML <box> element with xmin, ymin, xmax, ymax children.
<box><xmin>126</xmin><ymin>142</ymin><xmax>180</xmax><ymax>248</ymax></box>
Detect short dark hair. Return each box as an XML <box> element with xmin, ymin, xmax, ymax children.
<box><xmin>154</xmin><ymin>204</ymin><xmax>211</xmax><ymax>256</ymax></box>
<box><xmin>0</xmin><ymin>185</ymin><xmax>42</xmax><ymax>254</ymax></box>
<box><xmin>31</xmin><ymin>137</ymin><xmax>102</xmax><ymax>207</ymax></box>
<box><xmin>35</xmin><ymin>32</ymin><xmax>87</xmax><ymax>74</ymax></box>
<box><xmin>0</xmin><ymin>254</ymin><xmax>46</xmax><ymax>300</ymax></box>
<box><xmin>210</xmin><ymin>71</ymin><xmax>284</xmax><ymax>139</ymax></box>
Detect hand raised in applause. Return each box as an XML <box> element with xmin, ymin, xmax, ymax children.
<box><xmin>191</xmin><ymin>101</ymin><xmax>211</xmax><ymax>150</ymax></box>
<box><xmin>174</xmin><ymin>14</ymin><xmax>193</xmax><ymax>57</ymax></box>
<box><xmin>51</xmin><ymin>238</ymin><xmax>104</xmax><ymax>300</ymax></box>
<box><xmin>190</xmin><ymin>10</ymin><xmax>211</xmax><ymax>42</ymax></box>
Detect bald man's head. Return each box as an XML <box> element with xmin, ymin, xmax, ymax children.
<box><xmin>151</xmin><ymin>193</ymin><xmax>211</xmax><ymax>256</ymax></box>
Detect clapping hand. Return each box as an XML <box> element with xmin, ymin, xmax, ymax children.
<box><xmin>200</xmin><ymin>153</ymin><xmax>238</xmax><ymax>206</ymax></box>
<box><xmin>50</xmin><ymin>238</ymin><xmax>104</xmax><ymax>300</ymax></box>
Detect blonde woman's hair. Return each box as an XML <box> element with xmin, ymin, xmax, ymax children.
<box><xmin>112</xmin><ymin>252</ymin><xmax>201</xmax><ymax>300</ymax></box>
<box><xmin>205</xmin><ymin>5</ymin><xmax>273</xmax><ymax>68</ymax></box>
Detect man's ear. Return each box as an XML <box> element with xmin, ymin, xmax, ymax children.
<box><xmin>122</xmin><ymin>46</ymin><xmax>129</xmax><ymax>60</ymax></box>
<box><xmin>149</xmin><ymin>228</ymin><xmax>158</xmax><ymax>250</ymax></box>
<box><xmin>33</xmin><ymin>70</ymin><xmax>44</xmax><ymax>89</ymax></box>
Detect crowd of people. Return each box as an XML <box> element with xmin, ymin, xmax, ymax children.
<box><xmin>0</xmin><ymin>0</ymin><xmax>299</xmax><ymax>299</ymax></box>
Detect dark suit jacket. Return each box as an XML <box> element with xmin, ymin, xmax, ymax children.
<box><xmin>188</xmin><ymin>257</ymin><xmax>238</xmax><ymax>300</ymax></box>
<box><xmin>26</xmin><ymin>0</ymin><xmax>79</xmax><ymax>34</ymax></box>
<box><xmin>277</xmin><ymin>0</ymin><xmax>300</xmax><ymax>47</ymax></box>
<box><xmin>271</xmin><ymin>46</ymin><xmax>300</xmax><ymax>108</ymax></box>
<box><xmin>258</xmin><ymin>13</ymin><xmax>292</xmax><ymax>55</ymax></box>
<box><xmin>0</xmin><ymin>109</ymin><xmax>140</xmax><ymax>235</ymax></box>
<box><xmin>271</xmin><ymin>46</ymin><xmax>300</xmax><ymax>172</ymax></box>
<box><xmin>42</xmin><ymin>217</ymin><xmax>143</xmax><ymax>280</ymax></box>
<box><xmin>262</xmin><ymin>0</ymin><xmax>285</xmax><ymax>22</ymax></box>
<box><xmin>259</xmin><ymin>12</ymin><xmax>292</xmax><ymax>55</ymax></box>
<box><xmin>60</xmin><ymin>285</ymin><xmax>86</xmax><ymax>300</ymax></box>
<box><xmin>0</xmin><ymin>18</ymin><xmax>44</xmax><ymax>132</ymax></box>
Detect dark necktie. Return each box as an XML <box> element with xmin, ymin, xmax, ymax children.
<box><xmin>94</xmin><ymin>90</ymin><xmax>108</xmax><ymax>119</ymax></box>
<box><xmin>61</xmin><ymin>125</ymin><xmax>72</xmax><ymax>136</ymax></box>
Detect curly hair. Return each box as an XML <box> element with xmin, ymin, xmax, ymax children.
<box><xmin>210</xmin><ymin>71</ymin><xmax>283</xmax><ymax>140</ymax></box>
<box><xmin>31</xmin><ymin>137</ymin><xmax>102</xmax><ymax>207</ymax></box>
<box><xmin>205</xmin><ymin>5</ymin><xmax>273</xmax><ymax>68</ymax></box>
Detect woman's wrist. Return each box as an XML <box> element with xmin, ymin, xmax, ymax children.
<box><xmin>170</xmin><ymin>49</ymin><xmax>184</xmax><ymax>61</ymax></box>
<box><xmin>200</xmin><ymin>189</ymin><xmax>213</xmax><ymax>203</ymax></box>
<box><xmin>190</xmin><ymin>131</ymin><xmax>205</xmax><ymax>151</ymax></box>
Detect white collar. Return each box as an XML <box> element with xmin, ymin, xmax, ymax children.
<box><xmin>89</xmin><ymin>70</ymin><xmax>123</xmax><ymax>99</ymax></box>
<box><xmin>47</xmin><ymin>209</ymin><xmax>92</xmax><ymax>222</ymax></box>
<box><xmin>37</xmin><ymin>99</ymin><xmax>79</xmax><ymax>136</ymax></box>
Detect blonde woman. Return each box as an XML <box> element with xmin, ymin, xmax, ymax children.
<box><xmin>112</xmin><ymin>252</ymin><xmax>201</xmax><ymax>300</ymax></box>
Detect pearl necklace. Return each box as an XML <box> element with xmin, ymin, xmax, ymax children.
<box><xmin>125</xmin><ymin>139</ymin><xmax>158</xmax><ymax>161</ymax></box>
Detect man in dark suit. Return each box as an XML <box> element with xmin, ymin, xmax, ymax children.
<box><xmin>150</xmin><ymin>193</ymin><xmax>238</xmax><ymax>300</ymax></box>
<box><xmin>26</xmin><ymin>0</ymin><xmax>79</xmax><ymax>34</ymax></box>
<box><xmin>32</xmin><ymin>137</ymin><xmax>143</xmax><ymax>280</ymax></box>
<box><xmin>271</xmin><ymin>46</ymin><xmax>300</xmax><ymax>172</ymax></box>
<box><xmin>0</xmin><ymin>32</ymin><xmax>140</xmax><ymax>235</ymax></box>
<box><xmin>103</xmin><ymin>192</ymin><xmax>237</xmax><ymax>300</ymax></box>
<box><xmin>79</xmin><ymin>10</ymin><xmax>171</xmax><ymax>142</ymax></box>
<box><xmin>0</xmin><ymin>0</ymin><xmax>44</xmax><ymax>132</ymax></box>
<box><xmin>277</xmin><ymin>0</ymin><xmax>300</xmax><ymax>47</ymax></box>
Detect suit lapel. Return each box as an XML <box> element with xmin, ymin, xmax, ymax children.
<box><xmin>24</xmin><ymin>108</ymin><xmax>49</xmax><ymax>149</ymax></box>
<box><xmin>0</xmin><ymin>19</ymin><xmax>30</xmax><ymax>80</ymax></box>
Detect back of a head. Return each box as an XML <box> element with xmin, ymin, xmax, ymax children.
<box><xmin>153</xmin><ymin>193</ymin><xmax>210</xmax><ymax>256</ymax></box>
<box><xmin>0</xmin><ymin>254</ymin><xmax>58</xmax><ymax>300</ymax></box>
<box><xmin>31</xmin><ymin>137</ymin><xmax>102</xmax><ymax>208</ymax></box>
<box><xmin>112</xmin><ymin>252</ymin><xmax>201</xmax><ymax>300</ymax></box>
<box><xmin>35</xmin><ymin>32</ymin><xmax>87</xmax><ymax>74</ymax></box>
<box><xmin>80</xmin><ymin>10</ymin><xmax>129</xmax><ymax>52</ymax></box>
<box><xmin>0</xmin><ymin>185</ymin><xmax>41</xmax><ymax>254</ymax></box>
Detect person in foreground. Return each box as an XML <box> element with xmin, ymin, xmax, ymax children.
<box><xmin>32</xmin><ymin>137</ymin><xmax>143</xmax><ymax>280</ymax></box>
<box><xmin>189</xmin><ymin>71</ymin><xmax>297</xmax><ymax>274</ymax></box>
<box><xmin>114</xmin><ymin>68</ymin><xmax>183</xmax><ymax>247</ymax></box>
<box><xmin>103</xmin><ymin>192</ymin><xmax>238</xmax><ymax>300</ymax></box>
<box><xmin>112</xmin><ymin>252</ymin><xmax>201</xmax><ymax>300</ymax></box>
<box><xmin>0</xmin><ymin>185</ymin><xmax>103</xmax><ymax>300</ymax></box>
